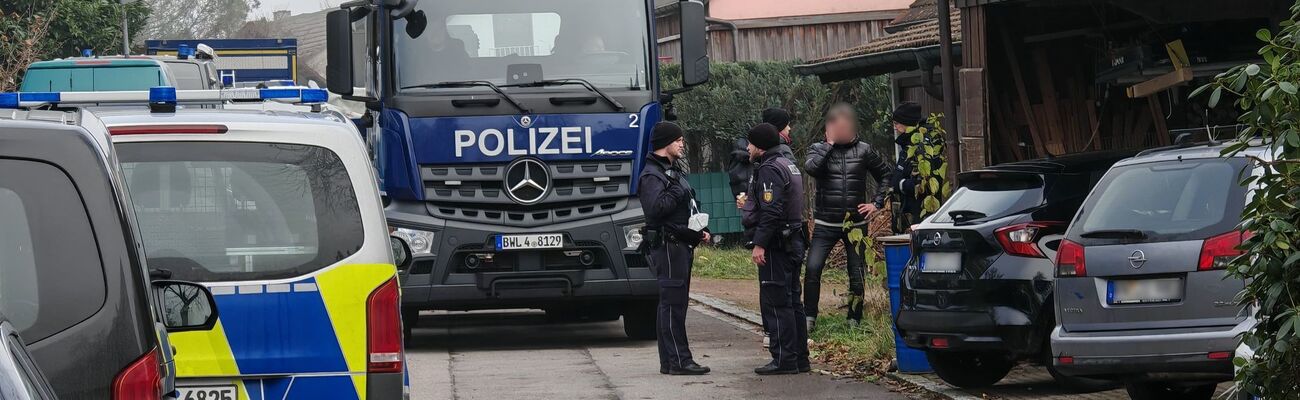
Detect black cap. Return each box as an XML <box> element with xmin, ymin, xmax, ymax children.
<box><xmin>892</xmin><ymin>102</ymin><xmax>923</xmax><ymax>126</ymax></box>
<box><xmin>761</xmin><ymin>107</ymin><xmax>792</xmax><ymax>132</ymax></box>
<box><xmin>650</xmin><ymin>122</ymin><xmax>684</xmax><ymax>150</ymax></box>
<box><xmin>747</xmin><ymin>123</ymin><xmax>781</xmax><ymax>151</ymax></box>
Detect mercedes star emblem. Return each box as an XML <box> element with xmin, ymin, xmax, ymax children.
<box><xmin>504</xmin><ymin>158</ymin><xmax>550</xmax><ymax>205</ymax></box>
<box><xmin>519</xmin><ymin>115</ymin><xmax>533</xmax><ymax>128</ymax></box>
<box><xmin>1128</xmin><ymin>249</ymin><xmax>1147</xmax><ymax>269</ymax></box>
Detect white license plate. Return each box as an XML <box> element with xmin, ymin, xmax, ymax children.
<box><xmin>496</xmin><ymin>233</ymin><xmax>564</xmax><ymax>250</ymax></box>
<box><xmin>1109</xmin><ymin>278</ymin><xmax>1183</xmax><ymax>304</ymax></box>
<box><xmin>920</xmin><ymin>252</ymin><xmax>962</xmax><ymax>273</ymax></box>
<box><xmin>177</xmin><ymin>386</ymin><xmax>237</xmax><ymax>400</ymax></box>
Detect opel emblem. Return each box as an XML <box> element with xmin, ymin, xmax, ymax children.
<box><xmin>504</xmin><ymin>158</ymin><xmax>550</xmax><ymax>205</ymax></box>
<box><xmin>1128</xmin><ymin>250</ymin><xmax>1147</xmax><ymax>269</ymax></box>
<box><xmin>518</xmin><ymin>115</ymin><xmax>533</xmax><ymax>128</ymax></box>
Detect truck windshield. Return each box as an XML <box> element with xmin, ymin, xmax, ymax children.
<box><xmin>395</xmin><ymin>0</ymin><xmax>650</xmax><ymax>93</ymax></box>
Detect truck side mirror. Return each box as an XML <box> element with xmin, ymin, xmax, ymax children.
<box><xmin>326</xmin><ymin>9</ymin><xmax>356</xmax><ymax>96</ymax></box>
<box><xmin>679</xmin><ymin>0</ymin><xmax>710</xmax><ymax>87</ymax></box>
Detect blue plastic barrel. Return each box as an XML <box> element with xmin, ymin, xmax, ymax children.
<box><xmin>881</xmin><ymin>234</ymin><xmax>932</xmax><ymax>373</ymax></box>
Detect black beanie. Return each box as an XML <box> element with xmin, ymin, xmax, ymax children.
<box><xmin>748</xmin><ymin>123</ymin><xmax>781</xmax><ymax>151</ymax></box>
<box><xmin>650</xmin><ymin>122</ymin><xmax>684</xmax><ymax>150</ymax></box>
<box><xmin>892</xmin><ymin>102</ymin><xmax>923</xmax><ymax>126</ymax></box>
<box><xmin>761</xmin><ymin>107</ymin><xmax>792</xmax><ymax>133</ymax></box>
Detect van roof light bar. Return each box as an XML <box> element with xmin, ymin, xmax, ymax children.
<box><xmin>0</xmin><ymin>87</ymin><xmax>330</xmax><ymax>110</ymax></box>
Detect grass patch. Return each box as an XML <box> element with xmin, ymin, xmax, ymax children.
<box><xmin>809</xmin><ymin>288</ymin><xmax>896</xmax><ymax>376</ymax></box>
<box><xmin>692</xmin><ymin>246</ymin><xmax>847</xmax><ymax>283</ymax></box>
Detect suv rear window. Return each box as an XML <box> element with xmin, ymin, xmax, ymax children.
<box><xmin>117</xmin><ymin>142</ymin><xmax>363</xmax><ymax>282</ymax></box>
<box><xmin>932</xmin><ymin>178</ymin><xmax>1044</xmax><ymax>224</ymax></box>
<box><xmin>1071</xmin><ymin>158</ymin><xmax>1250</xmax><ymax>243</ymax></box>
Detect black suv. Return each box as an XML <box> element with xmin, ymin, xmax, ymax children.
<box><xmin>895</xmin><ymin>151</ymin><xmax>1134</xmax><ymax>389</ymax></box>
<box><xmin>0</xmin><ymin>109</ymin><xmax>218</xmax><ymax>399</ymax></box>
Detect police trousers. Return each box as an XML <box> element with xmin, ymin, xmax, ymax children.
<box><xmin>648</xmin><ymin>241</ymin><xmax>695</xmax><ymax>368</ymax></box>
<box><xmin>759</xmin><ymin>240</ymin><xmax>809</xmax><ymax>369</ymax></box>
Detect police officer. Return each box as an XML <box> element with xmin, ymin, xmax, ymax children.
<box><xmin>742</xmin><ymin>123</ymin><xmax>810</xmax><ymax>375</ymax></box>
<box><xmin>638</xmin><ymin>122</ymin><xmax>710</xmax><ymax>376</ymax></box>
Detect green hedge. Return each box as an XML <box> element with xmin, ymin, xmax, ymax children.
<box><xmin>660</xmin><ymin>62</ymin><xmax>896</xmax><ymax>172</ymax></box>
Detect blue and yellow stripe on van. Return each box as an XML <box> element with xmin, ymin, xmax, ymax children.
<box><xmin>168</xmin><ymin>263</ymin><xmax>398</xmax><ymax>400</ymax></box>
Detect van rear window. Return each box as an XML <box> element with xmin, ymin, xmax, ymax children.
<box><xmin>20</xmin><ymin>66</ymin><xmax>166</xmax><ymax>92</ymax></box>
<box><xmin>1071</xmin><ymin>158</ymin><xmax>1250</xmax><ymax>243</ymax></box>
<box><xmin>117</xmin><ymin>142</ymin><xmax>363</xmax><ymax>282</ymax></box>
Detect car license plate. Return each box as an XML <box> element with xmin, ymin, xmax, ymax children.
<box><xmin>920</xmin><ymin>252</ymin><xmax>961</xmax><ymax>273</ymax></box>
<box><xmin>1108</xmin><ymin>278</ymin><xmax>1183</xmax><ymax>304</ymax></box>
<box><xmin>496</xmin><ymin>233</ymin><xmax>563</xmax><ymax>251</ymax></box>
<box><xmin>177</xmin><ymin>386</ymin><xmax>237</xmax><ymax>400</ymax></box>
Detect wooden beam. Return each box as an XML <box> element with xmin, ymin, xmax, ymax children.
<box><xmin>1126</xmin><ymin>68</ymin><xmax>1194</xmax><ymax>98</ymax></box>
<box><xmin>1000</xmin><ymin>29</ymin><xmax>1049</xmax><ymax>158</ymax></box>
<box><xmin>1033</xmin><ymin>48</ymin><xmax>1064</xmax><ymax>155</ymax></box>
<box><xmin>1148</xmin><ymin>96</ymin><xmax>1171</xmax><ymax>146</ymax></box>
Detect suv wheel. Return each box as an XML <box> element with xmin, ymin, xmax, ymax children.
<box><xmin>1125</xmin><ymin>382</ymin><xmax>1216</xmax><ymax>400</ymax></box>
<box><xmin>622</xmin><ymin>301</ymin><xmax>657</xmax><ymax>340</ymax></box>
<box><xmin>926</xmin><ymin>351</ymin><xmax>1015</xmax><ymax>388</ymax></box>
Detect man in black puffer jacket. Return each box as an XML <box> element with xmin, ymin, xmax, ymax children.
<box><xmin>803</xmin><ymin>103</ymin><xmax>893</xmax><ymax>328</ymax></box>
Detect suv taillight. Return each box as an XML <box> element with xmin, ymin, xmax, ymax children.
<box><xmin>367</xmin><ymin>278</ymin><xmax>402</xmax><ymax>373</ymax></box>
<box><xmin>113</xmin><ymin>347</ymin><xmax>162</xmax><ymax>400</ymax></box>
<box><xmin>1056</xmin><ymin>239</ymin><xmax>1086</xmax><ymax>277</ymax></box>
<box><xmin>995</xmin><ymin>222</ymin><xmax>1064</xmax><ymax>258</ymax></box>
<box><xmin>1198</xmin><ymin>231</ymin><xmax>1249</xmax><ymax>271</ymax></box>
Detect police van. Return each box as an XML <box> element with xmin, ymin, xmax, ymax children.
<box><xmin>4</xmin><ymin>88</ymin><xmax>408</xmax><ymax>399</ymax></box>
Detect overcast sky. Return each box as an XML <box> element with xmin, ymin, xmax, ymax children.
<box><xmin>250</xmin><ymin>0</ymin><xmax>344</xmax><ymax>19</ymax></box>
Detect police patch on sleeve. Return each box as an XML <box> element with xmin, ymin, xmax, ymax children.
<box><xmin>762</xmin><ymin>183</ymin><xmax>774</xmax><ymax>203</ymax></box>
<box><xmin>786</xmin><ymin>164</ymin><xmax>801</xmax><ymax>176</ymax></box>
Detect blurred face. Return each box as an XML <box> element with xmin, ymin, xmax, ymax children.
<box><xmin>894</xmin><ymin>121</ymin><xmax>908</xmax><ymax>135</ymax></box>
<box><xmin>667</xmin><ymin>137</ymin><xmax>686</xmax><ymax>159</ymax></box>
<box><xmin>747</xmin><ymin>142</ymin><xmax>762</xmax><ymax>161</ymax></box>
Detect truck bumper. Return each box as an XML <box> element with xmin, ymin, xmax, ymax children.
<box><xmin>388</xmin><ymin>202</ymin><xmax>657</xmax><ymax>311</ymax></box>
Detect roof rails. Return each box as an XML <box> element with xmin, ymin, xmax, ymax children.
<box><xmin>0</xmin><ymin>86</ymin><xmax>329</xmax><ymax>112</ymax></box>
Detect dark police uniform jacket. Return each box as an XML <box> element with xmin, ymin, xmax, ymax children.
<box><xmin>639</xmin><ymin>154</ymin><xmax>704</xmax><ymax>246</ymax></box>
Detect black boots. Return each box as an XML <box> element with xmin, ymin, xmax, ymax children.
<box><xmin>661</xmin><ymin>361</ymin><xmax>711</xmax><ymax>375</ymax></box>
<box><xmin>753</xmin><ymin>361</ymin><xmax>800</xmax><ymax>375</ymax></box>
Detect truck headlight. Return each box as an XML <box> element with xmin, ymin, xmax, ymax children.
<box><xmin>392</xmin><ymin>228</ymin><xmax>436</xmax><ymax>255</ymax></box>
<box><xmin>622</xmin><ymin>223</ymin><xmax>645</xmax><ymax>251</ymax></box>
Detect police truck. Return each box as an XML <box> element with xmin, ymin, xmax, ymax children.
<box><xmin>326</xmin><ymin>0</ymin><xmax>710</xmax><ymax>339</ymax></box>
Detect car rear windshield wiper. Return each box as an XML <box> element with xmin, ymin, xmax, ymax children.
<box><xmin>502</xmin><ymin>79</ymin><xmax>625</xmax><ymax>112</ymax></box>
<box><xmin>947</xmin><ymin>210</ymin><xmax>987</xmax><ymax>222</ymax></box>
<box><xmin>1079</xmin><ymin>229</ymin><xmax>1150</xmax><ymax>240</ymax></box>
<box><xmin>401</xmin><ymin>80</ymin><xmax>531</xmax><ymax>114</ymax></box>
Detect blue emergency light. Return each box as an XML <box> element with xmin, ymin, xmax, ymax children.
<box><xmin>0</xmin><ymin>93</ymin><xmax>17</xmax><ymax>109</ymax></box>
<box><xmin>177</xmin><ymin>44</ymin><xmax>194</xmax><ymax>60</ymax></box>
<box><xmin>81</xmin><ymin>49</ymin><xmax>94</xmax><ymax>58</ymax></box>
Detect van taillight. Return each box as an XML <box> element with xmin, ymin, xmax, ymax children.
<box><xmin>112</xmin><ymin>347</ymin><xmax>162</xmax><ymax>400</ymax></box>
<box><xmin>1198</xmin><ymin>231</ymin><xmax>1249</xmax><ymax>271</ymax></box>
<box><xmin>109</xmin><ymin>124</ymin><xmax>228</xmax><ymax>135</ymax></box>
<box><xmin>995</xmin><ymin>222</ymin><xmax>1064</xmax><ymax>258</ymax></box>
<box><xmin>367</xmin><ymin>278</ymin><xmax>402</xmax><ymax>373</ymax></box>
<box><xmin>1056</xmin><ymin>240</ymin><xmax>1086</xmax><ymax>277</ymax></box>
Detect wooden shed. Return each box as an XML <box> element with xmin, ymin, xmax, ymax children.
<box><xmin>801</xmin><ymin>0</ymin><xmax>1286</xmax><ymax>171</ymax></box>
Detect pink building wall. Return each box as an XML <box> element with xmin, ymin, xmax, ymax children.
<box><xmin>709</xmin><ymin>0</ymin><xmax>912</xmax><ymax>20</ymax></box>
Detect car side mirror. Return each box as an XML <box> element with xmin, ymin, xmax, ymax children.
<box><xmin>391</xmin><ymin>236</ymin><xmax>413</xmax><ymax>270</ymax></box>
<box><xmin>678</xmin><ymin>0</ymin><xmax>711</xmax><ymax>87</ymax></box>
<box><xmin>153</xmin><ymin>280</ymin><xmax>219</xmax><ymax>332</ymax></box>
